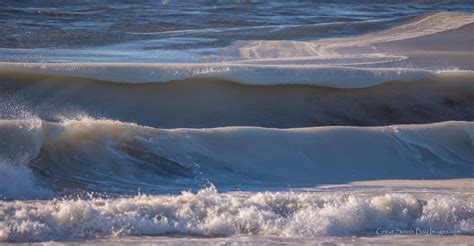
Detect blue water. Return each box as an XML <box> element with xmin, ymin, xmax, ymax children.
<box><xmin>1</xmin><ymin>0</ymin><xmax>473</xmax><ymax>49</ymax></box>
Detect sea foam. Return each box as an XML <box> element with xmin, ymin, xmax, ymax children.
<box><xmin>0</xmin><ymin>186</ymin><xmax>472</xmax><ymax>242</ymax></box>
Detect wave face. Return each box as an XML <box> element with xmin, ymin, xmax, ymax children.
<box><xmin>1</xmin><ymin>72</ymin><xmax>473</xmax><ymax>128</ymax></box>
<box><xmin>0</xmin><ymin>118</ymin><xmax>473</xmax><ymax>200</ymax></box>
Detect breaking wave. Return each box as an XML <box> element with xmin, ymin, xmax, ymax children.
<box><xmin>0</xmin><ymin>118</ymin><xmax>473</xmax><ymax>200</ymax></box>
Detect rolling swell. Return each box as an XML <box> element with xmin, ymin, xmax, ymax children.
<box><xmin>0</xmin><ymin>71</ymin><xmax>473</xmax><ymax>128</ymax></box>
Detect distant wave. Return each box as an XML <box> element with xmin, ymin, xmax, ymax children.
<box><xmin>0</xmin><ymin>12</ymin><xmax>472</xmax><ymax>87</ymax></box>
<box><xmin>0</xmin><ymin>61</ymin><xmax>441</xmax><ymax>88</ymax></box>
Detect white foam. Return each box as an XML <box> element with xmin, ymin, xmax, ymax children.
<box><xmin>234</xmin><ymin>12</ymin><xmax>474</xmax><ymax>60</ymax></box>
<box><xmin>0</xmin><ymin>186</ymin><xmax>472</xmax><ymax>242</ymax></box>
<box><xmin>0</xmin><ymin>159</ymin><xmax>52</xmax><ymax>200</ymax></box>
<box><xmin>0</xmin><ymin>119</ymin><xmax>53</xmax><ymax>200</ymax></box>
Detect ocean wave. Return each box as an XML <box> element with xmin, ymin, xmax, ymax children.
<box><xmin>0</xmin><ymin>61</ymin><xmax>439</xmax><ymax>87</ymax></box>
<box><xmin>0</xmin><ymin>118</ymin><xmax>473</xmax><ymax>200</ymax></box>
<box><xmin>1</xmin><ymin>71</ymin><xmax>473</xmax><ymax>128</ymax></box>
<box><xmin>1</xmin><ymin>186</ymin><xmax>473</xmax><ymax>242</ymax></box>
<box><xmin>0</xmin><ymin>12</ymin><xmax>472</xmax><ymax>87</ymax></box>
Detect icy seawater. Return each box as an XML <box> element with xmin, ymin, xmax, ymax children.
<box><xmin>0</xmin><ymin>0</ymin><xmax>473</xmax><ymax>244</ymax></box>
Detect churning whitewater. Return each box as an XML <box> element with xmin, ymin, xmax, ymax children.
<box><xmin>0</xmin><ymin>1</ymin><xmax>473</xmax><ymax>243</ymax></box>
<box><xmin>1</xmin><ymin>185</ymin><xmax>473</xmax><ymax>242</ymax></box>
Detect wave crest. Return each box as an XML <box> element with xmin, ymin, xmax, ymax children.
<box><xmin>0</xmin><ymin>118</ymin><xmax>473</xmax><ymax>199</ymax></box>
